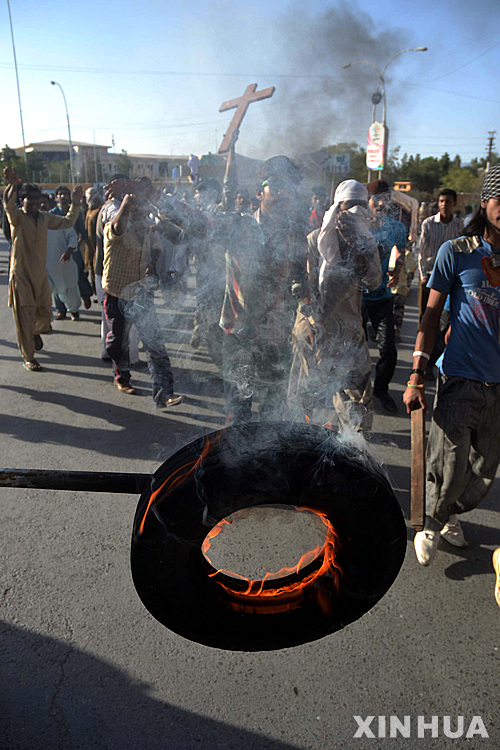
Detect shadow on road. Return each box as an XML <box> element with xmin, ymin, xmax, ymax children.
<box><xmin>0</xmin><ymin>621</ymin><xmax>302</xmax><ymax>750</ymax></box>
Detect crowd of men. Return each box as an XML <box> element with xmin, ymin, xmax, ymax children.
<box><xmin>2</xmin><ymin>156</ymin><xmax>500</xmax><ymax>604</ymax></box>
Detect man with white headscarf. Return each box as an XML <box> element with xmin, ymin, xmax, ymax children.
<box><xmin>288</xmin><ymin>179</ymin><xmax>382</xmax><ymax>434</ymax></box>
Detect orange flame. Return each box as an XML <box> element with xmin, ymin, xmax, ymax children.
<box><xmin>202</xmin><ymin>507</ymin><xmax>342</xmax><ymax>611</ymax></box>
<box><xmin>138</xmin><ymin>426</ymin><xmax>227</xmax><ymax>536</ymax></box>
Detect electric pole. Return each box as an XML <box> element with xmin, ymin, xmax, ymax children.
<box><xmin>486</xmin><ymin>131</ymin><xmax>496</xmax><ymax>171</ymax></box>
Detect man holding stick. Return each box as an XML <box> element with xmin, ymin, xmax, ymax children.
<box><xmin>404</xmin><ymin>165</ymin><xmax>500</xmax><ymax>587</ymax></box>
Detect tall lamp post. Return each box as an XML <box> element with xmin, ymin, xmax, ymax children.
<box><xmin>50</xmin><ymin>80</ymin><xmax>75</xmax><ymax>186</ymax></box>
<box><xmin>342</xmin><ymin>47</ymin><xmax>427</xmax><ymax>179</ymax></box>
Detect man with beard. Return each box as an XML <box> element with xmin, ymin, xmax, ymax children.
<box><xmin>220</xmin><ymin>155</ymin><xmax>307</xmax><ymax>423</ymax></box>
<box><xmin>404</xmin><ymin>165</ymin><xmax>500</xmax><ymax>584</ymax></box>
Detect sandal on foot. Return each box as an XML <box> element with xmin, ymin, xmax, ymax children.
<box><xmin>23</xmin><ymin>360</ymin><xmax>43</xmax><ymax>371</ymax></box>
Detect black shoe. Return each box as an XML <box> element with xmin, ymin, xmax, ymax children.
<box><xmin>33</xmin><ymin>334</ymin><xmax>43</xmax><ymax>351</ymax></box>
<box><xmin>375</xmin><ymin>391</ymin><xmax>398</xmax><ymax>413</ymax></box>
<box><xmin>83</xmin><ymin>297</ymin><xmax>92</xmax><ymax>310</ymax></box>
<box><xmin>70</xmin><ymin>312</ymin><xmax>80</xmax><ymax>321</ymax></box>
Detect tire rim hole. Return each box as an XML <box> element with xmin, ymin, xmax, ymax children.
<box><xmin>202</xmin><ymin>505</ymin><xmax>329</xmax><ymax>583</ymax></box>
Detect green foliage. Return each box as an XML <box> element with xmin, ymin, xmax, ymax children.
<box><xmin>115</xmin><ymin>150</ymin><xmax>133</xmax><ymax>177</ymax></box>
<box><xmin>440</xmin><ymin>168</ymin><xmax>482</xmax><ymax>194</ymax></box>
<box><xmin>1</xmin><ymin>144</ymin><xmax>25</xmax><ymax>181</ymax></box>
<box><xmin>44</xmin><ymin>160</ymin><xmax>72</xmax><ymax>184</ymax></box>
<box><xmin>322</xmin><ymin>141</ymin><xmax>493</xmax><ymax>198</ymax></box>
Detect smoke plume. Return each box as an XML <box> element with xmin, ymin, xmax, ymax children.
<box><xmin>246</xmin><ymin>1</ymin><xmax>415</xmax><ymax>157</ymax></box>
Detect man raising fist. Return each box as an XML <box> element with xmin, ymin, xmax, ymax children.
<box><xmin>2</xmin><ymin>166</ymin><xmax>83</xmax><ymax>370</ymax></box>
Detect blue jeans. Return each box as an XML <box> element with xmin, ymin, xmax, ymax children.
<box><xmin>104</xmin><ymin>290</ymin><xmax>175</xmax><ymax>402</ymax></box>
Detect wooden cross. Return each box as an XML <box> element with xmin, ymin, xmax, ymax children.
<box><xmin>218</xmin><ymin>83</ymin><xmax>275</xmax><ymax>154</ymax></box>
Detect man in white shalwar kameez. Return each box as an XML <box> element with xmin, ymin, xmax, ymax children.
<box><xmin>46</xmin><ymin>224</ymin><xmax>81</xmax><ymax>318</ymax></box>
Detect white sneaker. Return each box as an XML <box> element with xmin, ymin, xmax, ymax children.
<box><xmin>440</xmin><ymin>515</ymin><xmax>468</xmax><ymax>548</ymax></box>
<box><xmin>493</xmin><ymin>548</ymin><xmax>500</xmax><ymax>608</ymax></box>
<box><xmin>414</xmin><ymin>530</ymin><xmax>439</xmax><ymax>566</ymax></box>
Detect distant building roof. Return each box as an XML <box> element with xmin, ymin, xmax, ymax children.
<box><xmin>123</xmin><ymin>153</ymin><xmax>189</xmax><ymax>160</ymax></box>
<box><xmin>21</xmin><ymin>139</ymin><xmax>111</xmax><ymax>150</ymax></box>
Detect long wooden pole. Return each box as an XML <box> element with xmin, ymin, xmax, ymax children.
<box><xmin>410</xmin><ymin>408</ymin><xmax>426</xmax><ymax>531</ymax></box>
<box><xmin>6</xmin><ymin>0</ymin><xmax>28</xmax><ymax>167</ymax></box>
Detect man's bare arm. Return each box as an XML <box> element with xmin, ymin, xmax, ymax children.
<box><xmin>403</xmin><ymin>288</ymin><xmax>447</xmax><ymax>413</ymax></box>
<box><xmin>3</xmin><ymin>166</ymin><xmax>21</xmax><ymax>226</ymax></box>
<box><xmin>111</xmin><ymin>194</ymin><xmax>135</xmax><ymax>236</ymax></box>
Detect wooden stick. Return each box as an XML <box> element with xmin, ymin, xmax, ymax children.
<box><xmin>410</xmin><ymin>408</ymin><xmax>426</xmax><ymax>531</ymax></box>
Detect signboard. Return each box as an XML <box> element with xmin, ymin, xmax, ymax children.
<box><xmin>394</xmin><ymin>181</ymin><xmax>412</xmax><ymax>192</ymax></box>
<box><xmin>322</xmin><ymin>153</ymin><xmax>350</xmax><ymax>174</ymax></box>
<box><xmin>366</xmin><ymin>122</ymin><xmax>388</xmax><ymax>171</ymax></box>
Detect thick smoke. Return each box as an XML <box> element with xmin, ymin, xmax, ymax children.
<box><xmin>250</xmin><ymin>1</ymin><xmax>415</xmax><ymax>157</ymax></box>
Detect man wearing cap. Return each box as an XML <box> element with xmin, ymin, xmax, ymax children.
<box><xmin>404</xmin><ymin>164</ymin><xmax>500</xmax><ymax>581</ymax></box>
<box><xmin>363</xmin><ymin>180</ymin><xmax>407</xmax><ymax>413</ymax></box>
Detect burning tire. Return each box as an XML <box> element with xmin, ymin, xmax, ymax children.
<box><xmin>131</xmin><ymin>422</ymin><xmax>406</xmax><ymax>651</ymax></box>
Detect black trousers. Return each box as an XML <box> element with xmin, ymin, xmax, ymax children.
<box><xmin>362</xmin><ymin>296</ymin><xmax>397</xmax><ymax>395</ymax></box>
<box><xmin>222</xmin><ymin>332</ymin><xmax>291</xmax><ymax>424</ymax></box>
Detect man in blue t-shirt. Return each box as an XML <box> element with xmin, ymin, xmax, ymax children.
<box><xmin>363</xmin><ymin>180</ymin><xmax>407</xmax><ymax>413</ymax></box>
<box><xmin>404</xmin><ymin>164</ymin><xmax>500</xmax><ymax>588</ymax></box>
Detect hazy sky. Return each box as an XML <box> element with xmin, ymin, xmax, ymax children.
<box><xmin>1</xmin><ymin>0</ymin><xmax>499</xmax><ymax>163</ymax></box>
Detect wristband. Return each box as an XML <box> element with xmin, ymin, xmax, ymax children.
<box><xmin>413</xmin><ymin>350</ymin><xmax>429</xmax><ymax>360</ymax></box>
<box><xmin>410</xmin><ymin>368</ymin><xmax>426</xmax><ymax>377</ymax></box>
<box><xmin>407</xmin><ymin>381</ymin><xmax>424</xmax><ymax>389</ymax></box>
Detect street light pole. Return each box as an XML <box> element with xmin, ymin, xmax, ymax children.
<box><xmin>342</xmin><ymin>47</ymin><xmax>427</xmax><ymax>179</ymax></box>
<box><xmin>50</xmin><ymin>80</ymin><xmax>75</xmax><ymax>186</ymax></box>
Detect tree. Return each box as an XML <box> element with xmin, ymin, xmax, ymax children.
<box><xmin>440</xmin><ymin>168</ymin><xmax>482</xmax><ymax>194</ymax></box>
<box><xmin>1</xmin><ymin>144</ymin><xmax>24</xmax><ymax>180</ymax></box>
<box><xmin>115</xmin><ymin>150</ymin><xmax>133</xmax><ymax>177</ymax></box>
<box><xmin>439</xmin><ymin>152</ymin><xmax>451</xmax><ymax>176</ymax></box>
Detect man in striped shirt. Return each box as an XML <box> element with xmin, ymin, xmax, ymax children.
<box><xmin>418</xmin><ymin>189</ymin><xmax>463</xmax><ymax>316</ymax></box>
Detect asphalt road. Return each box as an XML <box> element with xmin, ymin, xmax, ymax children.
<box><xmin>0</xmin><ymin>234</ymin><xmax>498</xmax><ymax>749</ymax></box>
